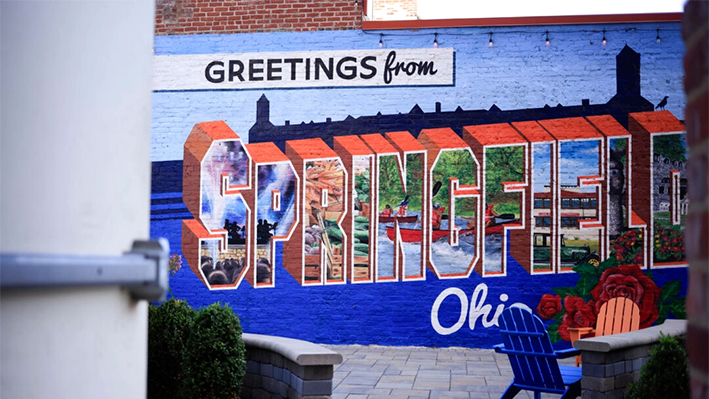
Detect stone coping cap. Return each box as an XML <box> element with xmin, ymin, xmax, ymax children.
<box><xmin>243</xmin><ymin>333</ymin><xmax>343</xmax><ymax>366</ymax></box>
<box><xmin>573</xmin><ymin>319</ymin><xmax>686</xmax><ymax>353</ymax></box>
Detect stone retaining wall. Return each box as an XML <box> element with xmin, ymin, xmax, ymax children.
<box><xmin>573</xmin><ymin>319</ymin><xmax>686</xmax><ymax>399</ymax></box>
<box><xmin>241</xmin><ymin>333</ymin><xmax>343</xmax><ymax>399</ymax></box>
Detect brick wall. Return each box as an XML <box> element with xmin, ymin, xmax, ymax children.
<box><xmin>150</xmin><ymin>18</ymin><xmax>689</xmax><ymax>349</ymax></box>
<box><xmin>682</xmin><ymin>1</ymin><xmax>709</xmax><ymax>398</ymax></box>
<box><xmin>155</xmin><ymin>0</ymin><xmax>362</xmax><ymax>35</ymax></box>
<box><xmin>371</xmin><ymin>0</ymin><xmax>417</xmax><ymax>21</ymax></box>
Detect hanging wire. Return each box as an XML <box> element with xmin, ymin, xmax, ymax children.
<box><xmin>366</xmin><ymin>26</ymin><xmax>680</xmax><ymax>47</ymax></box>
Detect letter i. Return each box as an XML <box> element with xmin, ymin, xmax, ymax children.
<box><xmin>492</xmin><ymin>294</ymin><xmax>509</xmax><ymax>326</ymax></box>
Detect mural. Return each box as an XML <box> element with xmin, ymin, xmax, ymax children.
<box><xmin>152</xmin><ymin>25</ymin><xmax>687</xmax><ymax>348</ymax></box>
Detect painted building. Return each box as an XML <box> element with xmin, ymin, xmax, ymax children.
<box><xmin>151</xmin><ymin>6</ymin><xmax>688</xmax><ymax>348</ymax></box>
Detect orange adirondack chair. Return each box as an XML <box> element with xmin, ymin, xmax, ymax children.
<box><xmin>569</xmin><ymin>297</ymin><xmax>640</xmax><ymax>366</ymax></box>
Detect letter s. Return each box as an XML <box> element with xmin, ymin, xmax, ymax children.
<box><xmin>359</xmin><ymin>56</ymin><xmax>377</xmax><ymax>79</ymax></box>
<box><xmin>182</xmin><ymin>121</ymin><xmax>251</xmax><ymax>290</ymax></box>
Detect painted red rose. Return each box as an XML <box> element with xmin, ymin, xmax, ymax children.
<box><xmin>590</xmin><ymin>264</ymin><xmax>660</xmax><ymax>328</ymax></box>
<box><xmin>536</xmin><ymin>294</ymin><xmax>562</xmax><ymax>320</ymax></box>
<box><xmin>558</xmin><ymin>296</ymin><xmax>597</xmax><ymax>342</ymax></box>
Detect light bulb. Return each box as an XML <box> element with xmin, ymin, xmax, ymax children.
<box><xmin>379</xmin><ymin>34</ymin><xmax>383</xmax><ymax>47</ymax></box>
<box><xmin>433</xmin><ymin>33</ymin><xmax>438</xmax><ymax>48</ymax></box>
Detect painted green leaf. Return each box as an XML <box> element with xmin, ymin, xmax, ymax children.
<box><xmin>553</xmin><ymin>309</ymin><xmax>565</xmax><ymax>322</ymax></box>
<box><xmin>576</xmin><ymin>274</ymin><xmax>597</xmax><ymax>301</ymax></box>
<box><xmin>547</xmin><ymin>321</ymin><xmax>561</xmax><ymax>343</ymax></box>
<box><xmin>659</xmin><ymin>280</ymin><xmax>681</xmax><ymax>303</ymax></box>
<box><xmin>656</xmin><ymin>302</ymin><xmax>670</xmax><ymax>325</ymax></box>
<box><xmin>552</xmin><ymin>286</ymin><xmax>581</xmax><ymax>300</ymax></box>
<box><xmin>573</xmin><ymin>263</ymin><xmax>601</xmax><ymax>278</ymax></box>
<box><xmin>669</xmin><ymin>297</ymin><xmax>686</xmax><ymax>319</ymax></box>
<box><xmin>597</xmin><ymin>256</ymin><xmax>619</xmax><ymax>273</ymax></box>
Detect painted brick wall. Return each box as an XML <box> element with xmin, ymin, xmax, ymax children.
<box><xmin>155</xmin><ymin>0</ymin><xmax>362</xmax><ymax>35</ymax></box>
<box><xmin>371</xmin><ymin>0</ymin><xmax>417</xmax><ymax>21</ymax></box>
<box><xmin>151</xmin><ymin>25</ymin><xmax>686</xmax><ymax>162</ymax></box>
<box><xmin>682</xmin><ymin>1</ymin><xmax>709</xmax><ymax>397</ymax></box>
<box><xmin>150</xmin><ymin>23</ymin><xmax>690</xmax><ymax>349</ymax></box>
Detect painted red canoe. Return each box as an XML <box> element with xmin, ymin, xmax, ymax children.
<box><xmin>386</xmin><ymin>222</ymin><xmax>516</xmax><ymax>243</ymax></box>
<box><xmin>378</xmin><ymin>215</ymin><xmax>419</xmax><ymax>224</ymax></box>
<box><xmin>386</xmin><ymin>226</ymin><xmax>474</xmax><ymax>242</ymax></box>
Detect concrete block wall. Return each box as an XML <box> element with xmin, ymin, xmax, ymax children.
<box><xmin>241</xmin><ymin>334</ymin><xmax>343</xmax><ymax>399</ymax></box>
<box><xmin>574</xmin><ymin>320</ymin><xmax>686</xmax><ymax>399</ymax></box>
<box><xmin>155</xmin><ymin>0</ymin><xmax>362</xmax><ymax>35</ymax></box>
<box><xmin>682</xmin><ymin>1</ymin><xmax>709</xmax><ymax>398</ymax></box>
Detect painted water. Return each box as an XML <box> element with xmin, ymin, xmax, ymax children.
<box><xmin>375</xmin><ymin>212</ymin><xmax>502</xmax><ymax>278</ymax></box>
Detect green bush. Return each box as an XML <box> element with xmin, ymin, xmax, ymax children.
<box><xmin>148</xmin><ymin>299</ymin><xmax>196</xmax><ymax>399</ymax></box>
<box><xmin>182</xmin><ymin>302</ymin><xmax>247</xmax><ymax>399</ymax></box>
<box><xmin>627</xmin><ymin>334</ymin><xmax>689</xmax><ymax>399</ymax></box>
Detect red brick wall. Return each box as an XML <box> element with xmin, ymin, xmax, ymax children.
<box><xmin>682</xmin><ymin>1</ymin><xmax>709</xmax><ymax>398</ymax></box>
<box><xmin>155</xmin><ymin>0</ymin><xmax>362</xmax><ymax>35</ymax></box>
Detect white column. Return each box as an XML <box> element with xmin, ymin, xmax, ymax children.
<box><xmin>1</xmin><ymin>1</ymin><xmax>155</xmax><ymax>398</ymax></box>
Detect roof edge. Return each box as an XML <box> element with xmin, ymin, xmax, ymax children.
<box><xmin>363</xmin><ymin>12</ymin><xmax>682</xmax><ymax>31</ymax></box>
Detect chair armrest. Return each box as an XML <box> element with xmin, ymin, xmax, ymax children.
<box><xmin>568</xmin><ymin>327</ymin><xmax>595</xmax><ymax>343</ymax></box>
<box><xmin>554</xmin><ymin>347</ymin><xmax>582</xmax><ymax>358</ymax></box>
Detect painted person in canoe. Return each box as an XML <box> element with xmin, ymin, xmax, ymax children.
<box><xmin>395</xmin><ymin>198</ymin><xmax>408</xmax><ymax>217</ymax></box>
<box><xmin>432</xmin><ymin>202</ymin><xmax>445</xmax><ymax>230</ymax></box>
<box><xmin>387</xmin><ymin>203</ymin><xmax>520</xmax><ymax>243</ymax></box>
<box><xmin>379</xmin><ymin>197</ymin><xmax>418</xmax><ymax>223</ymax></box>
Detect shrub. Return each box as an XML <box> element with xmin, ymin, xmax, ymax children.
<box><xmin>626</xmin><ymin>334</ymin><xmax>689</xmax><ymax>399</ymax></box>
<box><xmin>148</xmin><ymin>299</ymin><xmax>196</xmax><ymax>399</ymax></box>
<box><xmin>182</xmin><ymin>302</ymin><xmax>247</xmax><ymax>399</ymax></box>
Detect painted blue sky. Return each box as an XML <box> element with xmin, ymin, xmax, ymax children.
<box><xmin>533</xmin><ymin>144</ymin><xmax>551</xmax><ymax>192</ymax></box>
<box><xmin>532</xmin><ymin>141</ymin><xmax>600</xmax><ymax>192</ymax></box>
<box><xmin>152</xmin><ymin>22</ymin><xmax>685</xmax><ymax>162</ymax></box>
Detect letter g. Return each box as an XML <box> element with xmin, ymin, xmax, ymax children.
<box><xmin>205</xmin><ymin>61</ymin><xmax>225</xmax><ymax>83</ymax></box>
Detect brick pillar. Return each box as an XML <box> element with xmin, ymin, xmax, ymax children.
<box><xmin>682</xmin><ymin>2</ymin><xmax>709</xmax><ymax>398</ymax></box>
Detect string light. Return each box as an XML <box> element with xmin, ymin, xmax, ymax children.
<box><xmin>359</xmin><ymin>27</ymin><xmax>679</xmax><ymax>48</ymax></box>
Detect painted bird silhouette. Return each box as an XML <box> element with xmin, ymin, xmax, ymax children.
<box><xmin>656</xmin><ymin>96</ymin><xmax>668</xmax><ymax>110</ymax></box>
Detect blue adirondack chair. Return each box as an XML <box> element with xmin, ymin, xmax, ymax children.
<box><xmin>494</xmin><ymin>306</ymin><xmax>582</xmax><ymax>399</ymax></box>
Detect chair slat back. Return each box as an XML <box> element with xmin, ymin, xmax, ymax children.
<box><xmin>498</xmin><ymin>306</ymin><xmax>565</xmax><ymax>391</ymax></box>
<box><xmin>595</xmin><ymin>297</ymin><xmax>640</xmax><ymax>337</ymax></box>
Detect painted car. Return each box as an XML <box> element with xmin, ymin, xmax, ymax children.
<box><xmin>533</xmin><ymin>233</ymin><xmax>600</xmax><ymax>266</ymax></box>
